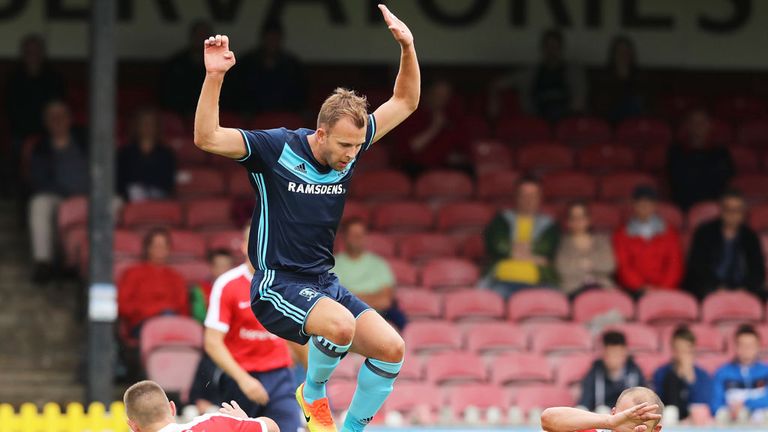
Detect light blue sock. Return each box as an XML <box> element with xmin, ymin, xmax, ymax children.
<box><xmin>303</xmin><ymin>335</ymin><xmax>351</xmax><ymax>403</ymax></box>
<box><xmin>342</xmin><ymin>358</ymin><xmax>403</xmax><ymax>432</ymax></box>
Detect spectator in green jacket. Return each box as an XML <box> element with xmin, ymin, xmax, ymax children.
<box><xmin>483</xmin><ymin>176</ymin><xmax>559</xmax><ymax>298</ymax></box>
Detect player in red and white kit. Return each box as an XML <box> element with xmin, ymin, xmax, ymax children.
<box><xmin>123</xmin><ymin>380</ymin><xmax>279</xmax><ymax>432</ymax></box>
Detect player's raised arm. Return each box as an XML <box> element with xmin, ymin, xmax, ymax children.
<box><xmin>370</xmin><ymin>4</ymin><xmax>420</xmax><ymax>143</ymax></box>
<box><xmin>193</xmin><ymin>34</ymin><xmax>248</xmax><ymax>159</ymax></box>
<box><xmin>541</xmin><ymin>403</ymin><xmax>661</xmax><ymax>432</ymax></box>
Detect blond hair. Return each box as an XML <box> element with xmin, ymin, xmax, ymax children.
<box><xmin>317</xmin><ymin>88</ymin><xmax>368</xmax><ymax>130</ymax></box>
<box><xmin>124</xmin><ymin>380</ymin><xmax>171</xmax><ymax>427</ymax></box>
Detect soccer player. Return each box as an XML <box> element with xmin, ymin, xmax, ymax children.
<box><xmin>541</xmin><ymin>387</ymin><xmax>663</xmax><ymax>432</ymax></box>
<box><xmin>204</xmin><ymin>225</ymin><xmax>301</xmax><ymax>432</ymax></box>
<box><xmin>193</xmin><ymin>5</ymin><xmax>419</xmax><ymax>432</ymax></box>
<box><xmin>123</xmin><ymin>380</ymin><xmax>279</xmax><ymax>432</ymax></box>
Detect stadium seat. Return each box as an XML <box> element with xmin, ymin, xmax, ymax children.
<box><xmin>403</xmin><ymin>321</ymin><xmax>462</xmax><ymax>353</ymax></box>
<box><xmin>749</xmin><ymin>204</ymin><xmax>768</xmax><ymax>232</ymax></box>
<box><xmin>121</xmin><ymin>201</ymin><xmax>183</xmax><ymax>229</ymax></box>
<box><xmin>57</xmin><ymin>196</ymin><xmax>88</xmax><ymax>233</ymax></box>
<box><xmin>599</xmin><ymin>172</ymin><xmax>658</xmax><ymax>202</ymax></box>
<box><xmin>471</xmin><ymin>141</ymin><xmax>514</xmax><ymax>174</ymax></box>
<box><xmin>205</xmin><ymin>229</ymin><xmax>243</xmax><ymax>257</ymax></box>
<box><xmin>655</xmin><ymin>202</ymin><xmax>685</xmax><ymax>231</ymax></box>
<box><xmin>140</xmin><ymin>315</ymin><xmax>203</xmax><ymax>364</ymax></box>
<box><xmin>420</xmin><ymin>258</ymin><xmax>480</xmax><ymax>291</ymax></box>
<box><xmin>396</xmin><ymin>289</ymin><xmax>443</xmax><ymax>320</ymax></box>
<box><xmin>443</xmin><ymin>289</ymin><xmax>505</xmax><ymax>321</ymax></box>
<box><xmin>113</xmin><ymin>230</ymin><xmax>142</xmax><ymax>261</ymax></box>
<box><xmin>658</xmin><ymin>94</ymin><xmax>704</xmax><ymax>123</ymax></box>
<box><xmin>448</xmin><ymin>383</ymin><xmax>510</xmax><ymax>421</ymax></box>
<box><xmin>465</xmin><ymin>114</ymin><xmax>492</xmax><ymax>140</ymax></box>
<box><xmin>425</xmin><ymin>351</ymin><xmax>487</xmax><ymax>384</ymax></box>
<box><xmin>587</xmin><ymin>202</ymin><xmax>623</xmax><ymax>232</ymax></box>
<box><xmin>384</xmin><ymin>382</ymin><xmax>441</xmax><ymax>420</ymax></box>
<box><xmin>632</xmin><ymin>352</ymin><xmax>669</xmax><ymax>380</ymax></box>
<box><xmin>249</xmin><ymin>111</ymin><xmax>306</xmax><ymax>130</ymax></box>
<box><xmin>145</xmin><ymin>347</ymin><xmax>201</xmax><ymax>404</ymax></box>
<box><xmin>460</xmin><ymin>234</ymin><xmax>486</xmax><ymax>263</ymax></box>
<box><xmin>355</xmin><ymin>144</ymin><xmax>390</xmax><ymax>172</ymax></box>
<box><xmin>477</xmin><ymin>171</ymin><xmax>520</xmax><ymax>202</ymax></box>
<box><xmin>553</xmin><ymin>352</ymin><xmax>595</xmax><ymax>387</ymax></box>
<box><xmin>170</xmin><ymin>260</ymin><xmax>211</xmax><ymax>285</ymax></box>
<box><xmin>730</xmin><ymin>146</ymin><xmax>760</xmax><ymax>173</ymax></box>
<box><xmin>398</xmin><ymin>233</ymin><xmax>458</xmax><ymax>263</ymax></box>
<box><xmin>372</xmin><ymin>202</ymin><xmax>433</xmax><ymax>232</ymax></box>
<box><xmin>555</xmin><ymin>116</ymin><xmax>612</xmax><ymax>147</ymax></box>
<box><xmin>578</xmin><ymin>144</ymin><xmax>636</xmax><ymax>173</ymax></box>
<box><xmin>529</xmin><ymin>322</ymin><xmax>592</xmax><ymax>355</ymax></box>
<box><xmin>687</xmin><ymin>201</ymin><xmax>720</xmax><ymax>230</ymax></box>
<box><xmin>176</xmin><ymin>168</ymin><xmax>226</xmax><ymax>199</ymax></box>
<box><xmin>615</xmin><ymin>117</ymin><xmax>672</xmax><ymax>147</ymax></box>
<box><xmin>364</xmin><ymin>233</ymin><xmax>396</xmax><ymax>258</ymax></box>
<box><xmin>464</xmin><ymin>322</ymin><xmax>528</xmax><ymax>354</ymax></box>
<box><xmin>516</xmin><ymin>143</ymin><xmax>574</xmax><ymax>174</ymax></box>
<box><xmin>327</xmin><ymin>381</ymin><xmax>357</xmax><ymax>413</ymax></box>
<box><xmin>333</xmin><ymin>354</ymin><xmax>364</xmax><ymax>381</ymax></box>
<box><xmin>660</xmin><ymin>323</ymin><xmax>725</xmax><ymax>353</ymax></box>
<box><xmin>341</xmin><ymin>201</ymin><xmax>371</xmax><ymax>226</ymax></box>
<box><xmin>495</xmin><ymin>115</ymin><xmax>551</xmax><ymax>146</ymax></box>
<box><xmin>639</xmin><ymin>143</ymin><xmax>668</xmax><ymax>172</ymax></box>
<box><xmin>415</xmin><ymin>170</ymin><xmax>474</xmax><ymax>202</ymax></box>
<box><xmin>168</xmin><ymin>230</ymin><xmax>206</xmax><ymax>262</ymax></box>
<box><xmin>696</xmin><ymin>353</ymin><xmax>732</xmax><ymax>375</ymax></box>
<box><xmin>184</xmin><ymin>199</ymin><xmax>233</xmax><ymax>230</ymax></box>
<box><xmin>114</xmin><ymin>258</ymin><xmax>139</xmax><ymax>282</ymax></box>
<box><xmin>169</xmin><ymin>137</ymin><xmax>207</xmax><ymax>167</ymax></box>
<box><xmin>701</xmin><ymin>291</ymin><xmax>763</xmax><ymax>324</ymax></box>
<box><xmin>386</xmin><ymin>258</ymin><xmax>419</xmax><ymax>286</ymax></box>
<box><xmin>737</xmin><ymin>118</ymin><xmax>768</xmax><ymax>147</ymax></box>
<box><xmin>511</xmin><ymin>384</ymin><xmax>574</xmax><ymax>414</ymax></box>
<box><xmin>352</xmin><ymin>170</ymin><xmax>412</xmax><ymax>202</ymax></box>
<box><xmin>507</xmin><ymin>289</ymin><xmax>569</xmax><ymax>322</ymax></box>
<box><xmin>637</xmin><ymin>290</ymin><xmax>699</xmax><ymax>324</ymax></box>
<box><xmin>731</xmin><ymin>174</ymin><xmax>768</xmax><ymax>201</ymax></box>
<box><xmin>226</xmin><ymin>170</ymin><xmax>252</xmax><ymax>197</ymax></box>
<box><xmin>541</xmin><ymin>171</ymin><xmax>597</xmax><ymax>201</ymax></box>
<box><xmin>436</xmin><ymin>202</ymin><xmax>495</xmax><ymax>235</ymax></box>
<box><xmin>491</xmin><ymin>353</ymin><xmax>553</xmax><ymax>385</ymax></box>
<box><xmin>714</xmin><ymin>95</ymin><xmax>767</xmax><ymax>123</ymax></box>
<box><xmin>601</xmin><ymin>323</ymin><xmax>660</xmax><ymax>353</ymax></box>
<box><xmin>572</xmin><ymin>290</ymin><xmax>635</xmax><ymax>322</ymax></box>
<box><xmin>398</xmin><ymin>356</ymin><xmax>424</xmax><ymax>382</ymax></box>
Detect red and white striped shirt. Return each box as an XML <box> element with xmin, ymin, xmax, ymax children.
<box><xmin>158</xmin><ymin>413</ymin><xmax>268</xmax><ymax>432</ymax></box>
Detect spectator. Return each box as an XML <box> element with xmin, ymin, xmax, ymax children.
<box><xmin>28</xmin><ymin>100</ymin><xmax>88</xmax><ymax>283</ymax></box>
<box><xmin>233</xmin><ymin>20</ymin><xmax>307</xmax><ymax>114</ymax></box>
<box><xmin>489</xmin><ymin>29</ymin><xmax>587</xmax><ymax>122</ymax></box>
<box><xmin>160</xmin><ymin>21</ymin><xmax>213</xmax><ymax>115</ymax></box>
<box><xmin>555</xmin><ymin>201</ymin><xmax>616</xmax><ymax>297</ymax></box>
<box><xmin>668</xmin><ymin>109</ymin><xmax>734</xmax><ymax>211</ymax></box>
<box><xmin>653</xmin><ymin>326</ymin><xmax>713</xmax><ymax>420</ymax></box>
<box><xmin>393</xmin><ymin>78</ymin><xmax>468</xmax><ymax>173</ymax></box>
<box><xmin>683</xmin><ymin>189</ymin><xmax>765</xmax><ymax>300</ymax></box>
<box><xmin>191</xmin><ymin>249</ymin><xmax>234</xmax><ymax>323</ymax></box>
<box><xmin>579</xmin><ymin>331</ymin><xmax>646</xmax><ymax>411</ymax></box>
<box><xmin>333</xmin><ymin>218</ymin><xmax>407</xmax><ymax>331</ymax></box>
<box><xmin>484</xmin><ymin>177</ymin><xmax>559</xmax><ymax>298</ymax></box>
<box><xmin>117</xmin><ymin>108</ymin><xmax>177</xmax><ymax>202</ymax></box>
<box><xmin>591</xmin><ymin>35</ymin><xmax>647</xmax><ymax>123</ymax></box>
<box><xmin>711</xmin><ymin>324</ymin><xmax>768</xmax><ymax>421</ymax></box>
<box><xmin>613</xmin><ymin>185</ymin><xmax>683</xmax><ymax>295</ymax></box>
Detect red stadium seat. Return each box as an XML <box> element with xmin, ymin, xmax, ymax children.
<box><xmin>749</xmin><ymin>204</ymin><xmax>768</xmax><ymax>232</ymax></box>
<box><xmin>637</xmin><ymin>290</ymin><xmax>699</xmax><ymax>324</ymax></box>
<box><xmin>658</xmin><ymin>94</ymin><xmax>705</xmax><ymax>123</ymax></box>
<box><xmin>403</xmin><ymin>321</ymin><xmax>462</xmax><ymax>353</ymax></box>
<box><xmin>121</xmin><ymin>201</ymin><xmax>183</xmax><ymax>229</ymax></box>
<box><xmin>206</xmin><ymin>229</ymin><xmax>244</xmax><ymax>257</ymax></box>
<box><xmin>448</xmin><ymin>383</ymin><xmax>510</xmax><ymax>419</ymax></box>
<box><xmin>731</xmin><ymin>174</ymin><xmax>768</xmax><ymax>201</ymax></box>
<box><xmin>170</xmin><ymin>260</ymin><xmax>211</xmax><ymax>285</ymax></box>
<box><xmin>176</xmin><ymin>168</ymin><xmax>226</xmax><ymax>199</ymax></box>
<box><xmin>553</xmin><ymin>352</ymin><xmax>595</xmax><ymax>386</ymax></box>
<box><xmin>616</xmin><ymin>117</ymin><xmax>672</xmax><ymax>147</ymax></box>
<box><xmin>491</xmin><ymin>353</ymin><xmax>553</xmax><ymax>385</ymax></box>
<box><xmin>639</xmin><ymin>143</ymin><xmax>668</xmax><ymax>172</ymax></box>
<box><xmin>512</xmin><ymin>384</ymin><xmax>574</xmax><ymax>414</ymax></box>
<box><xmin>465</xmin><ymin>114</ymin><xmax>492</xmax><ymax>140</ymax></box>
<box><xmin>168</xmin><ymin>137</ymin><xmax>207</xmax><ymax>167</ymax></box>
<box><xmin>226</xmin><ymin>171</ymin><xmax>253</xmax><ymax>197</ymax></box>
<box><xmin>730</xmin><ymin>146</ymin><xmax>760</xmax><ymax>173</ymax></box>
<box><xmin>421</xmin><ymin>258</ymin><xmax>480</xmax><ymax>291</ymax></box>
<box><xmin>701</xmin><ymin>291</ymin><xmax>763</xmax><ymax>324</ymax></box>
<box><xmin>471</xmin><ymin>141</ymin><xmax>514</xmax><ymax>174</ymax></box>
<box><xmin>355</xmin><ymin>143</ymin><xmax>390</xmax><ymax>172</ymax></box>
<box><xmin>184</xmin><ymin>199</ymin><xmax>233</xmax><ymax>230</ymax></box>
<box><xmin>587</xmin><ymin>202</ymin><xmax>623</xmax><ymax>232</ymax></box>
<box><xmin>57</xmin><ymin>196</ymin><xmax>88</xmax><ymax>233</ymax></box>
<box><xmin>249</xmin><ymin>111</ymin><xmax>306</xmax><ymax>130</ymax></box>
<box><xmin>398</xmin><ymin>356</ymin><xmax>424</xmax><ymax>382</ymax></box>
<box><xmin>145</xmin><ymin>347</ymin><xmax>201</xmax><ymax>404</ymax></box>
<box><xmin>372</xmin><ymin>202</ymin><xmax>433</xmax><ymax>232</ymax></box>
<box><xmin>168</xmin><ymin>230</ymin><xmax>206</xmax><ymax>262</ymax></box>
<box><xmin>436</xmin><ymin>202</ymin><xmax>495</xmax><ymax>235</ymax></box>
<box><xmin>425</xmin><ymin>351</ymin><xmax>487</xmax><ymax>384</ymax></box>
<box><xmin>334</xmin><ymin>354</ymin><xmax>364</xmax><ymax>381</ymax></box>
<box><xmin>599</xmin><ymin>172</ymin><xmax>658</xmax><ymax>202</ymax></box>
<box><xmin>384</xmin><ymin>382</ymin><xmax>441</xmax><ymax>419</ymax></box>
<box><xmin>633</xmin><ymin>352</ymin><xmax>669</xmax><ymax>380</ymax></box>
<box><xmin>396</xmin><ymin>289</ymin><xmax>443</xmax><ymax>320</ymax></box>
<box><xmin>602</xmin><ymin>323</ymin><xmax>660</xmax><ymax>353</ymax></box>
<box><xmin>516</xmin><ymin>143</ymin><xmax>574</xmax><ymax>173</ymax></box>
<box><xmin>507</xmin><ymin>289</ymin><xmax>569</xmax><ymax>322</ymax></box>
<box><xmin>398</xmin><ymin>233</ymin><xmax>457</xmax><ymax>263</ymax></box>
<box><xmin>660</xmin><ymin>323</ymin><xmax>725</xmax><ymax>353</ymax></box>
<box><xmin>415</xmin><ymin>170</ymin><xmax>474</xmax><ymax>202</ymax></box>
<box><xmin>464</xmin><ymin>322</ymin><xmax>527</xmax><ymax>354</ymax></box>
<box><xmin>555</xmin><ymin>116</ymin><xmax>612</xmax><ymax>147</ymax></box>
<box><xmin>327</xmin><ymin>381</ymin><xmax>356</xmax><ymax>413</ymax></box>
<box><xmin>656</xmin><ymin>203</ymin><xmax>685</xmax><ymax>231</ymax></box>
<box><xmin>737</xmin><ymin>118</ymin><xmax>768</xmax><ymax>147</ymax></box>
<box><xmin>460</xmin><ymin>234</ymin><xmax>486</xmax><ymax>263</ymax></box>
<box><xmin>477</xmin><ymin>171</ymin><xmax>520</xmax><ymax>202</ymax></box>
<box><xmin>714</xmin><ymin>95</ymin><xmax>767</xmax><ymax>123</ymax></box>
<box><xmin>572</xmin><ymin>290</ymin><xmax>634</xmax><ymax>323</ymax></box>
<box><xmin>687</xmin><ymin>201</ymin><xmax>720</xmax><ymax>230</ymax></box>
<box><xmin>696</xmin><ymin>353</ymin><xmax>732</xmax><ymax>375</ymax></box>
<box><xmin>341</xmin><ymin>201</ymin><xmax>371</xmax><ymax>226</ymax></box>
<box><xmin>352</xmin><ymin>170</ymin><xmax>412</xmax><ymax>202</ymax></box>
<box><xmin>140</xmin><ymin>315</ymin><xmax>203</xmax><ymax>364</ymax></box>
<box><xmin>529</xmin><ymin>322</ymin><xmax>592</xmax><ymax>355</ymax></box>
<box><xmin>386</xmin><ymin>258</ymin><xmax>419</xmax><ymax>286</ymax></box>
<box><xmin>443</xmin><ymin>289</ymin><xmax>505</xmax><ymax>322</ymax></box>
<box><xmin>578</xmin><ymin>144</ymin><xmax>636</xmax><ymax>172</ymax></box>
<box><xmin>364</xmin><ymin>233</ymin><xmax>396</xmax><ymax>258</ymax></box>
<box><xmin>541</xmin><ymin>171</ymin><xmax>597</xmax><ymax>202</ymax></box>
<box><xmin>495</xmin><ymin>115</ymin><xmax>551</xmax><ymax>146</ymax></box>
<box><xmin>114</xmin><ymin>230</ymin><xmax>142</xmax><ymax>261</ymax></box>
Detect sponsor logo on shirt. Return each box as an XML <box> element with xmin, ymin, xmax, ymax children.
<box><xmin>294</xmin><ymin>163</ymin><xmax>307</xmax><ymax>174</ymax></box>
<box><xmin>288</xmin><ymin>181</ymin><xmax>345</xmax><ymax>195</ymax></box>
<box><xmin>239</xmin><ymin>328</ymin><xmax>280</xmax><ymax>341</ymax></box>
<box><xmin>299</xmin><ymin>288</ymin><xmax>320</xmax><ymax>301</ymax></box>
<box><xmin>238</xmin><ymin>301</ymin><xmax>251</xmax><ymax>310</ymax></box>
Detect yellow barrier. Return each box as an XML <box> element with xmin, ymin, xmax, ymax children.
<box><xmin>0</xmin><ymin>402</ymin><xmax>128</xmax><ymax>432</ymax></box>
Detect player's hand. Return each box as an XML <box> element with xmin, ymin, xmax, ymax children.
<box><xmin>379</xmin><ymin>4</ymin><xmax>413</xmax><ymax>48</ymax></box>
<box><xmin>204</xmin><ymin>34</ymin><xmax>236</xmax><ymax>75</ymax></box>
<box><xmin>238</xmin><ymin>376</ymin><xmax>270</xmax><ymax>405</ymax></box>
<box><xmin>219</xmin><ymin>400</ymin><xmax>249</xmax><ymax>419</ymax></box>
<box><xmin>608</xmin><ymin>402</ymin><xmax>662</xmax><ymax>432</ymax></box>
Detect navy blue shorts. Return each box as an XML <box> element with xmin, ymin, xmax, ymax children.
<box><xmin>250</xmin><ymin>270</ymin><xmax>371</xmax><ymax>344</ymax></box>
<box><xmin>219</xmin><ymin>367</ymin><xmax>301</xmax><ymax>432</ymax></box>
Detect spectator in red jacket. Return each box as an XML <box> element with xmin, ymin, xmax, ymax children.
<box><xmin>613</xmin><ymin>186</ymin><xmax>683</xmax><ymax>295</ymax></box>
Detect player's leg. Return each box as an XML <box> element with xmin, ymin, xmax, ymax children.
<box><xmin>262</xmin><ymin>368</ymin><xmax>303</xmax><ymax>432</ymax></box>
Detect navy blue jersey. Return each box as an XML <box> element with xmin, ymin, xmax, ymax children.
<box><xmin>237</xmin><ymin>114</ymin><xmax>376</xmax><ymax>275</ymax></box>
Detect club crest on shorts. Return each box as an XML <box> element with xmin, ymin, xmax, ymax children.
<box><xmin>299</xmin><ymin>288</ymin><xmax>320</xmax><ymax>301</ymax></box>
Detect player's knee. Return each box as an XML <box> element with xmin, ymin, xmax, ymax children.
<box><xmin>325</xmin><ymin>312</ymin><xmax>356</xmax><ymax>345</ymax></box>
<box><xmin>377</xmin><ymin>333</ymin><xmax>405</xmax><ymax>363</ymax></box>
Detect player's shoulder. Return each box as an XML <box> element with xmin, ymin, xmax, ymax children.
<box><xmin>176</xmin><ymin>413</ymin><xmax>265</xmax><ymax>432</ymax></box>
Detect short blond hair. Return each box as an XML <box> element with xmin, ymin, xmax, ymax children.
<box><xmin>124</xmin><ymin>380</ymin><xmax>170</xmax><ymax>427</ymax></box>
<box><xmin>317</xmin><ymin>88</ymin><xmax>368</xmax><ymax>130</ymax></box>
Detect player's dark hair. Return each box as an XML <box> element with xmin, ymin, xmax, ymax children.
<box><xmin>671</xmin><ymin>325</ymin><xmax>695</xmax><ymax>344</ymax></box>
<box><xmin>341</xmin><ymin>217</ymin><xmax>367</xmax><ymax>234</ymax></box>
<box><xmin>602</xmin><ymin>330</ymin><xmax>626</xmax><ymax>347</ymax></box>
<box><xmin>720</xmin><ymin>187</ymin><xmax>744</xmax><ymax>202</ymax></box>
<box><xmin>142</xmin><ymin>228</ymin><xmax>172</xmax><ymax>260</ymax></box>
<box><xmin>735</xmin><ymin>323</ymin><xmax>759</xmax><ymax>341</ymax></box>
<box><xmin>207</xmin><ymin>248</ymin><xmax>232</xmax><ymax>263</ymax></box>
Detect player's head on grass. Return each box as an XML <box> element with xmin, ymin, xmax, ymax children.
<box><xmin>124</xmin><ymin>380</ymin><xmax>176</xmax><ymax>432</ymax></box>
<box><xmin>314</xmin><ymin>88</ymin><xmax>369</xmax><ymax>171</ymax></box>
<box><xmin>614</xmin><ymin>387</ymin><xmax>664</xmax><ymax>431</ymax></box>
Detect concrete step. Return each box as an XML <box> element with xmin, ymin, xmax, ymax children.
<box><xmin>0</xmin><ymin>383</ymin><xmax>85</xmax><ymax>406</ymax></box>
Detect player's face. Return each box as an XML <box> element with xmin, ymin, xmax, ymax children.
<box><xmin>322</xmin><ymin>117</ymin><xmax>367</xmax><ymax>171</ymax></box>
<box><xmin>735</xmin><ymin>333</ymin><xmax>760</xmax><ymax>365</ymax></box>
